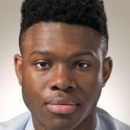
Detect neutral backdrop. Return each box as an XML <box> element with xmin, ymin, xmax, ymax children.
<box><xmin>0</xmin><ymin>0</ymin><xmax>130</xmax><ymax>125</ymax></box>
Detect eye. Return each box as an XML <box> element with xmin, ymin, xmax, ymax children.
<box><xmin>36</xmin><ymin>62</ymin><xmax>50</xmax><ymax>69</ymax></box>
<box><xmin>76</xmin><ymin>63</ymin><xmax>89</xmax><ymax>68</ymax></box>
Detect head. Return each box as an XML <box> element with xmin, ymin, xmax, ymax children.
<box><xmin>14</xmin><ymin>0</ymin><xmax>112</xmax><ymax>130</ymax></box>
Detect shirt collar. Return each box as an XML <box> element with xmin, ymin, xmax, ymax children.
<box><xmin>94</xmin><ymin>113</ymin><xmax>102</xmax><ymax>130</ymax></box>
<box><xmin>25</xmin><ymin>116</ymin><xmax>35</xmax><ymax>130</ymax></box>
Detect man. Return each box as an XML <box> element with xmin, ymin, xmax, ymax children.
<box><xmin>0</xmin><ymin>0</ymin><xmax>130</xmax><ymax>130</ymax></box>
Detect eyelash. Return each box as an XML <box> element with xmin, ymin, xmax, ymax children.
<box><xmin>35</xmin><ymin>62</ymin><xmax>89</xmax><ymax>69</ymax></box>
<box><xmin>35</xmin><ymin>62</ymin><xmax>50</xmax><ymax>69</ymax></box>
<box><xmin>74</xmin><ymin>63</ymin><xmax>89</xmax><ymax>68</ymax></box>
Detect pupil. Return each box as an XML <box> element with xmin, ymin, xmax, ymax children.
<box><xmin>79</xmin><ymin>63</ymin><xmax>83</xmax><ymax>67</ymax></box>
<box><xmin>40</xmin><ymin>63</ymin><xmax>46</xmax><ymax>67</ymax></box>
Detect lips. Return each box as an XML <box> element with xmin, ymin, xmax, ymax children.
<box><xmin>46</xmin><ymin>97</ymin><xmax>79</xmax><ymax>114</ymax></box>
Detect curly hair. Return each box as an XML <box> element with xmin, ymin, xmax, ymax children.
<box><xmin>19</xmin><ymin>0</ymin><xmax>108</xmax><ymax>56</ymax></box>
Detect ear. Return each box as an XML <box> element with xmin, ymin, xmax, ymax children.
<box><xmin>102</xmin><ymin>57</ymin><xmax>113</xmax><ymax>87</ymax></box>
<box><xmin>14</xmin><ymin>54</ymin><xmax>22</xmax><ymax>86</ymax></box>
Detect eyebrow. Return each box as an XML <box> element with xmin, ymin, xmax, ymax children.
<box><xmin>29</xmin><ymin>50</ymin><xmax>95</xmax><ymax>60</ymax></box>
<box><xmin>69</xmin><ymin>51</ymin><xmax>95</xmax><ymax>60</ymax></box>
<box><xmin>30</xmin><ymin>50</ymin><xmax>52</xmax><ymax>57</ymax></box>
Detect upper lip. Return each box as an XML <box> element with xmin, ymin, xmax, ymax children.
<box><xmin>46</xmin><ymin>97</ymin><xmax>79</xmax><ymax>105</ymax></box>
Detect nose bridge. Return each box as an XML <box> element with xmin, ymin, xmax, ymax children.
<box><xmin>57</xmin><ymin>63</ymin><xmax>69</xmax><ymax>76</ymax></box>
<box><xmin>49</xmin><ymin>64</ymin><xmax>76</xmax><ymax>91</ymax></box>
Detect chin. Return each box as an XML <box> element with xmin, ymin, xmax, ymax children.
<box><xmin>38</xmin><ymin>114</ymin><xmax>80</xmax><ymax>130</ymax></box>
<box><xmin>45</xmin><ymin>121</ymin><xmax>77</xmax><ymax>130</ymax></box>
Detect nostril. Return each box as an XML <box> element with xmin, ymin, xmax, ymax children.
<box><xmin>52</xmin><ymin>86</ymin><xmax>60</xmax><ymax>90</ymax></box>
<box><xmin>51</xmin><ymin>86</ymin><xmax>73</xmax><ymax>91</ymax></box>
<box><xmin>67</xmin><ymin>86</ymin><xmax>73</xmax><ymax>90</ymax></box>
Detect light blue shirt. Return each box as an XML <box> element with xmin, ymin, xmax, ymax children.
<box><xmin>0</xmin><ymin>107</ymin><xmax>130</xmax><ymax>130</ymax></box>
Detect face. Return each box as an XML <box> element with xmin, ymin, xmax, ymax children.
<box><xmin>14</xmin><ymin>22</ymin><xmax>112</xmax><ymax>130</ymax></box>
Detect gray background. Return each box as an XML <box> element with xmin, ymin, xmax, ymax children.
<box><xmin>0</xmin><ymin>0</ymin><xmax>130</xmax><ymax>125</ymax></box>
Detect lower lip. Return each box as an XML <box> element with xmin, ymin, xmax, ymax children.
<box><xmin>46</xmin><ymin>104</ymin><xmax>77</xmax><ymax>114</ymax></box>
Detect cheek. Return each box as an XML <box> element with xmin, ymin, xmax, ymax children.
<box><xmin>80</xmin><ymin>76</ymin><xmax>102</xmax><ymax>103</ymax></box>
<box><xmin>21</xmin><ymin>70</ymin><xmax>50</xmax><ymax>111</ymax></box>
<box><xmin>78</xmin><ymin>70</ymin><xmax>102</xmax><ymax>91</ymax></box>
<box><xmin>76</xmin><ymin>67</ymin><xmax>103</xmax><ymax>103</ymax></box>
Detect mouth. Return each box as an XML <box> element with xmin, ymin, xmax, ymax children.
<box><xmin>45</xmin><ymin>97</ymin><xmax>79</xmax><ymax>114</ymax></box>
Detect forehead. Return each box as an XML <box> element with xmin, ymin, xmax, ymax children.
<box><xmin>21</xmin><ymin>22</ymin><xmax>104</xmax><ymax>59</ymax></box>
<box><xmin>22</xmin><ymin>22</ymin><xmax>101</xmax><ymax>42</ymax></box>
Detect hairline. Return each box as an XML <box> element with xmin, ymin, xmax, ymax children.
<box><xmin>19</xmin><ymin>22</ymin><xmax>108</xmax><ymax>58</ymax></box>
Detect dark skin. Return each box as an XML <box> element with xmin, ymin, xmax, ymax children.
<box><xmin>14</xmin><ymin>22</ymin><xmax>112</xmax><ymax>130</ymax></box>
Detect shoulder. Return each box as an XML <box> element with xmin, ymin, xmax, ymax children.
<box><xmin>0</xmin><ymin>112</ymin><xmax>31</xmax><ymax>130</ymax></box>
<box><xmin>96</xmin><ymin>107</ymin><xmax>130</xmax><ymax>130</ymax></box>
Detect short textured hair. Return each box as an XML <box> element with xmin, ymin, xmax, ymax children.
<box><xmin>19</xmin><ymin>0</ymin><xmax>109</xmax><ymax>56</ymax></box>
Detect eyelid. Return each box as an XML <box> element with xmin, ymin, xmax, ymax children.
<box><xmin>34</xmin><ymin>59</ymin><xmax>51</xmax><ymax>63</ymax></box>
<box><xmin>73</xmin><ymin>60</ymin><xmax>90</xmax><ymax>65</ymax></box>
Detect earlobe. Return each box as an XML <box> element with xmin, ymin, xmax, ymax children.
<box><xmin>14</xmin><ymin>54</ymin><xmax>22</xmax><ymax>86</ymax></box>
<box><xmin>102</xmin><ymin>57</ymin><xmax>113</xmax><ymax>87</ymax></box>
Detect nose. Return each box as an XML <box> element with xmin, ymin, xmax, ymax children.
<box><xmin>49</xmin><ymin>64</ymin><xmax>76</xmax><ymax>92</ymax></box>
